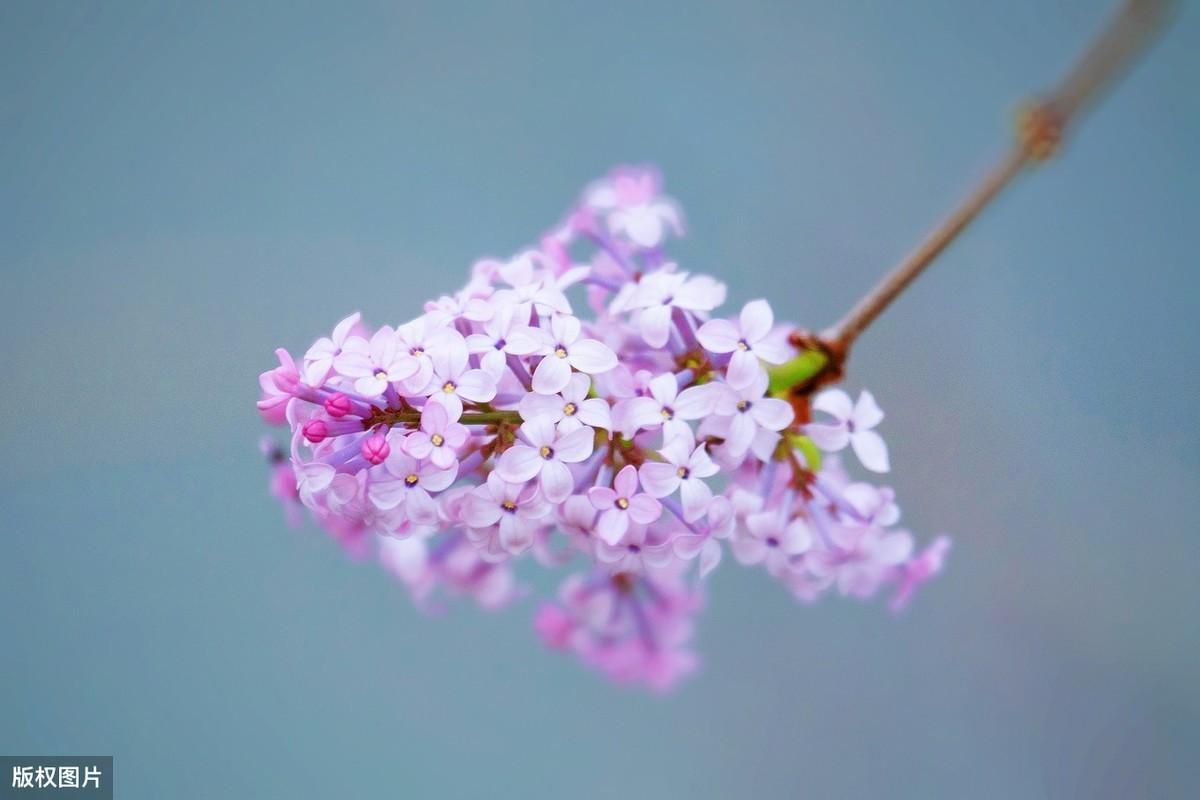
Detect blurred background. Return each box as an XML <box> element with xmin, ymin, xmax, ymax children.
<box><xmin>2</xmin><ymin>1</ymin><xmax>1197</xmax><ymax>797</ymax></box>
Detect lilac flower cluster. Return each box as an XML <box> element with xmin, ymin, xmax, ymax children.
<box><xmin>257</xmin><ymin>166</ymin><xmax>949</xmax><ymax>691</ymax></box>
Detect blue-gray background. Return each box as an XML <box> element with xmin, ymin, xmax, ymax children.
<box><xmin>2</xmin><ymin>1</ymin><xmax>1197</xmax><ymax>797</ymax></box>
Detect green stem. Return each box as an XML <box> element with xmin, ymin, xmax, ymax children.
<box><xmin>767</xmin><ymin>349</ymin><xmax>829</xmax><ymax>397</ymax></box>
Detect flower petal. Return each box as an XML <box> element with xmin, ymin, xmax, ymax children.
<box><xmin>532</xmin><ymin>353</ymin><xmax>572</xmax><ymax>395</ymax></box>
<box><xmin>495</xmin><ymin>445</ymin><xmax>543</xmax><ymax>483</ymax></box>
<box><xmin>539</xmin><ymin>459</ymin><xmax>574</xmax><ymax>503</ymax></box>
<box><xmin>567</xmin><ymin>338</ymin><xmax>618</xmax><ymax>375</ymax></box>
<box><xmin>851</xmin><ymin>430</ymin><xmax>890</xmax><ymax>473</ymax></box>
<box><xmin>638</xmin><ymin>462</ymin><xmax>679</xmax><ymax>498</ymax></box>
<box><xmin>739</xmin><ymin>299</ymin><xmax>774</xmax><ymax>344</ymax></box>
<box><xmin>696</xmin><ymin>318</ymin><xmax>739</xmax><ymax>354</ymax></box>
<box><xmin>627</xmin><ymin>494</ymin><xmax>662</xmax><ymax>525</ymax></box>
<box><xmin>554</xmin><ymin>425</ymin><xmax>595</xmax><ymax>463</ymax></box>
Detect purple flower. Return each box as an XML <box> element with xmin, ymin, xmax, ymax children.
<box><xmin>368</xmin><ymin>451</ymin><xmax>457</xmax><ymax>526</ymax></box>
<box><xmin>530</xmin><ymin>314</ymin><xmax>618</xmax><ymax>395</ymax></box>
<box><xmin>495</xmin><ymin>416</ymin><xmax>595</xmax><ymax>503</ymax></box>
<box><xmin>337</xmin><ymin>326</ymin><xmax>420</xmax><ymax>397</ymax></box>
<box><xmin>638</xmin><ymin>427</ymin><xmax>719</xmax><ymax>521</ymax></box>
<box><xmin>404</xmin><ymin>403</ymin><xmax>469</xmax><ymax>470</ymax></box>
<box><xmin>704</xmin><ymin>370</ymin><xmax>794</xmax><ymax>458</ymax></box>
<box><xmin>621</xmin><ymin>269</ymin><xmax>726</xmax><ymax>347</ymax></box>
<box><xmin>464</xmin><ymin>301</ymin><xmax>544</xmax><ymax>377</ymax></box>
<box><xmin>421</xmin><ymin>331</ymin><xmax>498</xmax><ymax>421</ymax></box>
<box><xmin>256</xmin><ymin>165</ymin><xmax>951</xmax><ymax>692</ymax></box>
<box><xmin>587</xmin><ymin>465</ymin><xmax>663</xmax><ymax>545</ymax></box>
<box><xmin>302</xmin><ymin>311</ymin><xmax>362</xmax><ymax>386</ymax></box>
<box><xmin>518</xmin><ymin>373</ymin><xmax>612</xmax><ymax>433</ymax></box>
<box><xmin>696</xmin><ymin>299</ymin><xmax>791</xmax><ymax>389</ymax></box>
<box><xmin>731</xmin><ymin>509</ymin><xmax>813</xmax><ymax>577</ymax></box>
<box><xmin>806</xmin><ymin>388</ymin><xmax>890</xmax><ymax>473</ymax></box>
<box><xmin>611</xmin><ymin>373</ymin><xmax>721</xmax><ymax>439</ymax></box>
<box><xmin>464</xmin><ymin>472</ymin><xmax>551</xmax><ymax>556</ymax></box>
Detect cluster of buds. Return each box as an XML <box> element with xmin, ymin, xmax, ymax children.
<box><xmin>257</xmin><ymin>166</ymin><xmax>949</xmax><ymax>691</ymax></box>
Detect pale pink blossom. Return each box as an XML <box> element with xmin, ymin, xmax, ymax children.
<box><xmin>494</xmin><ymin>416</ymin><xmax>594</xmax><ymax>503</ymax></box>
<box><xmin>696</xmin><ymin>299</ymin><xmax>792</xmax><ymax>389</ymax></box>
<box><xmin>638</xmin><ymin>427</ymin><xmax>719</xmax><ymax>521</ymax></box>
<box><xmin>530</xmin><ymin>314</ymin><xmax>618</xmax><ymax>395</ymax></box>
<box><xmin>587</xmin><ymin>465</ymin><xmax>662</xmax><ymax>545</ymax></box>
<box><xmin>518</xmin><ymin>373</ymin><xmax>611</xmax><ymax>433</ymax></box>
<box><xmin>806</xmin><ymin>388</ymin><xmax>890</xmax><ymax>473</ymax></box>
<box><xmin>404</xmin><ymin>403</ymin><xmax>469</xmax><ymax>470</ymax></box>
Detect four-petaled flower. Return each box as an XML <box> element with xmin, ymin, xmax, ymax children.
<box><xmin>621</xmin><ymin>269</ymin><xmax>726</xmax><ymax>348</ymax></box>
<box><xmin>806</xmin><ymin>389</ymin><xmax>890</xmax><ymax>473</ymax></box>
<box><xmin>696</xmin><ymin>299</ymin><xmax>791</xmax><ymax>389</ymax></box>
<box><xmin>338</xmin><ymin>326</ymin><xmax>420</xmax><ymax>397</ymax></box>
<box><xmin>638</xmin><ymin>427</ymin><xmax>720</xmax><ymax>521</ymax></box>
<box><xmin>421</xmin><ymin>332</ymin><xmax>498</xmax><ymax>421</ymax></box>
<box><xmin>495</xmin><ymin>416</ymin><xmax>595</xmax><ymax>503</ymax></box>
<box><xmin>464</xmin><ymin>472</ymin><xmax>551</xmax><ymax>555</ymax></box>
<box><xmin>587</xmin><ymin>465</ymin><xmax>663</xmax><ymax>545</ymax></box>
<box><xmin>530</xmin><ymin>314</ymin><xmax>618</xmax><ymax>395</ymax></box>
<box><xmin>368</xmin><ymin>451</ymin><xmax>457</xmax><ymax>525</ymax></box>
<box><xmin>704</xmin><ymin>371</ymin><xmax>794</xmax><ymax>458</ymax></box>
<box><xmin>404</xmin><ymin>402</ymin><xmax>469</xmax><ymax>470</ymax></box>
<box><xmin>519</xmin><ymin>373</ymin><xmax>612</xmax><ymax>433</ymax></box>
<box><xmin>303</xmin><ymin>311</ymin><xmax>362</xmax><ymax>385</ymax></box>
<box><xmin>731</xmin><ymin>508</ymin><xmax>814</xmax><ymax>576</ymax></box>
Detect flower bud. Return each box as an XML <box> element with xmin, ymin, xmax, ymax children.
<box><xmin>324</xmin><ymin>393</ymin><xmax>352</xmax><ymax>418</ymax></box>
<box><xmin>302</xmin><ymin>419</ymin><xmax>329</xmax><ymax>443</ymax></box>
<box><xmin>361</xmin><ymin>434</ymin><xmax>390</xmax><ymax>465</ymax></box>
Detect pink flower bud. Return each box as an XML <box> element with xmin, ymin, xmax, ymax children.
<box><xmin>360</xmin><ymin>434</ymin><xmax>390</xmax><ymax>465</ymax></box>
<box><xmin>324</xmin><ymin>393</ymin><xmax>352</xmax><ymax>418</ymax></box>
<box><xmin>302</xmin><ymin>419</ymin><xmax>329</xmax><ymax>443</ymax></box>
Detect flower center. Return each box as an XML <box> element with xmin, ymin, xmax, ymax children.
<box><xmin>554</xmin><ymin>346</ymin><xmax>568</xmax><ymax>359</ymax></box>
<box><xmin>500</xmin><ymin>500</ymin><xmax>517</xmax><ymax>513</ymax></box>
<box><xmin>374</xmin><ymin>369</ymin><xmax>389</xmax><ymax>381</ymax></box>
<box><xmin>495</xmin><ymin>338</ymin><xmax>507</xmax><ymax>350</ymax></box>
<box><xmin>404</xmin><ymin>473</ymin><xmax>419</xmax><ymax>487</ymax></box>
<box><xmin>410</xmin><ymin>345</ymin><xmax>424</xmax><ymax>355</ymax></box>
<box><xmin>661</xmin><ymin>406</ymin><xmax>674</xmax><ymax>419</ymax></box>
<box><xmin>615</xmin><ymin>497</ymin><xmax>630</xmax><ymax>510</ymax></box>
<box><xmin>430</xmin><ymin>433</ymin><xmax>444</xmax><ymax>447</ymax></box>
<box><xmin>442</xmin><ymin>381</ymin><xmax>457</xmax><ymax>394</ymax></box>
<box><xmin>766</xmin><ymin>536</ymin><xmax>779</xmax><ymax>548</ymax></box>
<box><xmin>676</xmin><ymin>466</ymin><xmax>690</xmax><ymax>479</ymax></box>
<box><xmin>539</xmin><ymin>445</ymin><xmax>554</xmax><ymax>460</ymax></box>
<box><xmin>627</xmin><ymin>543</ymin><xmax>641</xmax><ymax>553</ymax></box>
<box><xmin>736</xmin><ymin>399</ymin><xmax>750</xmax><ymax>412</ymax></box>
<box><xmin>736</xmin><ymin>339</ymin><xmax>750</xmax><ymax>351</ymax></box>
<box><xmin>563</xmin><ymin>402</ymin><xmax>578</xmax><ymax>416</ymax></box>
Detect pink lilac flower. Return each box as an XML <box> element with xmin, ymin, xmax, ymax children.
<box><xmin>620</xmin><ymin>269</ymin><xmax>726</xmax><ymax>347</ymax></box>
<box><xmin>368</xmin><ymin>451</ymin><xmax>457</xmax><ymax>526</ymax></box>
<box><xmin>464</xmin><ymin>302</ymin><xmax>543</xmax><ymax>377</ymax></box>
<box><xmin>612</xmin><ymin>373</ymin><xmax>721</xmax><ymax>439</ymax></box>
<box><xmin>806</xmin><ymin>388</ymin><xmax>890</xmax><ymax>473</ymax></box>
<box><xmin>303</xmin><ymin>311</ymin><xmax>363</xmax><ymax>386</ymax></box>
<box><xmin>530</xmin><ymin>314</ymin><xmax>618</xmax><ymax>395</ymax></box>
<box><xmin>494</xmin><ymin>416</ymin><xmax>595</xmax><ymax>503</ymax></box>
<box><xmin>256</xmin><ymin>348</ymin><xmax>300</xmax><ymax>424</ymax></box>
<box><xmin>422</xmin><ymin>332</ymin><xmax>498</xmax><ymax>421</ymax></box>
<box><xmin>696</xmin><ymin>299</ymin><xmax>792</xmax><ymax>389</ymax></box>
<box><xmin>464</xmin><ymin>472</ymin><xmax>551</xmax><ymax>557</ymax></box>
<box><xmin>518</xmin><ymin>372</ymin><xmax>612</xmax><ymax>433</ymax></box>
<box><xmin>587</xmin><ymin>465</ymin><xmax>662</xmax><ymax>545</ymax></box>
<box><xmin>705</xmin><ymin>370</ymin><xmax>794</xmax><ymax>458</ymax></box>
<box><xmin>404</xmin><ymin>403</ymin><xmax>469</xmax><ymax>470</ymax></box>
<box><xmin>337</xmin><ymin>326</ymin><xmax>419</xmax><ymax>397</ymax></box>
<box><xmin>638</xmin><ymin>427</ymin><xmax>719</xmax><ymax>521</ymax></box>
<box><xmin>731</xmin><ymin>508</ymin><xmax>814</xmax><ymax>577</ymax></box>
<box><xmin>256</xmin><ymin>165</ymin><xmax>950</xmax><ymax>692</ymax></box>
